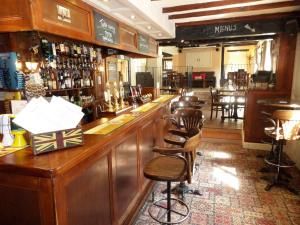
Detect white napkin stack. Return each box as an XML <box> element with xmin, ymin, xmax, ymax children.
<box><xmin>13</xmin><ymin>96</ymin><xmax>84</xmax><ymax>134</ymax></box>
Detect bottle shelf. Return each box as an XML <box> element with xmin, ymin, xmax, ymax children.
<box><xmin>46</xmin><ymin>86</ymin><xmax>94</xmax><ymax>93</ymax></box>
<box><xmin>0</xmin><ymin>88</ymin><xmax>24</xmax><ymax>92</ymax></box>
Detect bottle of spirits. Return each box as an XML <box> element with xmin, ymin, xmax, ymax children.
<box><xmin>41</xmin><ymin>38</ymin><xmax>50</xmax><ymax>58</ymax></box>
<box><xmin>51</xmin><ymin>70</ymin><xmax>57</xmax><ymax>90</ymax></box>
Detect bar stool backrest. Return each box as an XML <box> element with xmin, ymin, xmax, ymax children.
<box><xmin>183</xmin><ymin>131</ymin><xmax>201</xmax><ymax>183</ymax></box>
<box><xmin>175</xmin><ymin>108</ymin><xmax>204</xmax><ymax>132</ymax></box>
<box><xmin>272</xmin><ymin>110</ymin><xmax>300</xmax><ymax>140</ymax></box>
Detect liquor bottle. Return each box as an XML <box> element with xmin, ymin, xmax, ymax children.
<box><xmin>64</xmin><ymin>42</ymin><xmax>70</xmax><ymax>56</ymax></box>
<box><xmin>72</xmin><ymin>44</ymin><xmax>78</xmax><ymax>57</ymax></box>
<box><xmin>76</xmin><ymin>45</ymin><xmax>81</xmax><ymax>56</ymax></box>
<box><xmin>82</xmin><ymin>45</ymin><xmax>88</xmax><ymax>56</ymax></box>
<box><xmin>56</xmin><ymin>43</ymin><xmax>61</xmax><ymax>55</ymax></box>
<box><xmin>59</xmin><ymin>42</ymin><xmax>65</xmax><ymax>55</ymax></box>
<box><xmin>41</xmin><ymin>38</ymin><xmax>50</xmax><ymax>58</ymax></box>
<box><xmin>51</xmin><ymin>70</ymin><xmax>57</xmax><ymax>90</ymax></box>
<box><xmin>47</xmin><ymin>71</ymin><xmax>53</xmax><ymax>90</ymax></box>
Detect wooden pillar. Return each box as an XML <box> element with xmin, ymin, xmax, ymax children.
<box><xmin>220</xmin><ymin>44</ymin><xmax>225</xmax><ymax>87</ymax></box>
<box><xmin>276</xmin><ymin>33</ymin><xmax>297</xmax><ymax>93</ymax></box>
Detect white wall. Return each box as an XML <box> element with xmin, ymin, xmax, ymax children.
<box><xmin>130</xmin><ymin>58</ymin><xmax>147</xmax><ymax>85</ymax></box>
<box><xmin>286</xmin><ymin>33</ymin><xmax>300</xmax><ymax>169</ymax></box>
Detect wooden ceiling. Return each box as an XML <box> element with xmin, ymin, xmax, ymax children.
<box><xmin>152</xmin><ymin>0</ymin><xmax>300</xmax><ymax>26</ymax></box>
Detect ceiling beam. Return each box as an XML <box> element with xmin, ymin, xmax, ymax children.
<box><xmin>175</xmin><ymin>11</ymin><xmax>300</xmax><ymax>27</ymax></box>
<box><xmin>169</xmin><ymin>1</ymin><xmax>300</xmax><ymax>19</ymax></box>
<box><xmin>163</xmin><ymin>0</ymin><xmax>263</xmax><ymax>13</ymax></box>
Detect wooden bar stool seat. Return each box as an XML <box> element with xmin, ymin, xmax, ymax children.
<box><xmin>144</xmin><ymin>155</ymin><xmax>190</xmax><ymax>224</ymax></box>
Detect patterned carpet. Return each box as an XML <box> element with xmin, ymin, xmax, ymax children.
<box><xmin>134</xmin><ymin>141</ymin><xmax>300</xmax><ymax>225</ymax></box>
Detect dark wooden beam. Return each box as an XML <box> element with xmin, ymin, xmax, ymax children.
<box><xmin>175</xmin><ymin>11</ymin><xmax>300</xmax><ymax>27</ymax></box>
<box><xmin>169</xmin><ymin>1</ymin><xmax>300</xmax><ymax>19</ymax></box>
<box><xmin>163</xmin><ymin>0</ymin><xmax>263</xmax><ymax>13</ymax></box>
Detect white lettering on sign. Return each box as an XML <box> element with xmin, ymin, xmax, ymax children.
<box><xmin>57</xmin><ymin>5</ymin><xmax>71</xmax><ymax>23</ymax></box>
<box><xmin>214</xmin><ymin>25</ymin><xmax>237</xmax><ymax>34</ymax></box>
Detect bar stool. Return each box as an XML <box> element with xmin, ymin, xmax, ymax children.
<box><xmin>144</xmin><ymin>132</ymin><xmax>201</xmax><ymax>224</ymax></box>
<box><xmin>264</xmin><ymin>110</ymin><xmax>300</xmax><ymax>194</ymax></box>
<box><xmin>144</xmin><ymin>155</ymin><xmax>189</xmax><ymax>224</ymax></box>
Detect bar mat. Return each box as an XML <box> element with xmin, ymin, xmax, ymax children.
<box><xmin>152</xmin><ymin>95</ymin><xmax>175</xmax><ymax>103</ymax></box>
<box><xmin>84</xmin><ymin>114</ymin><xmax>136</xmax><ymax>135</ymax></box>
<box><xmin>131</xmin><ymin>103</ymin><xmax>158</xmax><ymax>113</ymax></box>
<box><xmin>0</xmin><ymin>146</ymin><xmax>27</xmax><ymax>157</ymax></box>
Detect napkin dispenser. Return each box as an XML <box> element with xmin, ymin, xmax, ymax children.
<box><xmin>31</xmin><ymin>127</ymin><xmax>83</xmax><ymax>155</ymax></box>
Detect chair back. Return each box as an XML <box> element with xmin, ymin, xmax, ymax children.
<box><xmin>210</xmin><ymin>87</ymin><xmax>219</xmax><ymax>104</ymax></box>
<box><xmin>272</xmin><ymin>110</ymin><xmax>300</xmax><ymax>140</ymax></box>
<box><xmin>174</xmin><ymin>108</ymin><xmax>204</xmax><ymax>135</ymax></box>
<box><xmin>183</xmin><ymin>131</ymin><xmax>201</xmax><ymax>183</ymax></box>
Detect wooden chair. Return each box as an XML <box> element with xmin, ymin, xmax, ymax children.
<box><xmin>264</xmin><ymin>110</ymin><xmax>300</xmax><ymax>194</ymax></box>
<box><xmin>164</xmin><ymin>108</ymin><xmax>204</xmax><ymax>147</ymax></box>
<box><xmin>210</xmin><ymin>87</ymin><xmax>230</xmax><ymax>120</ymax></box>
<box><xmin>144</xmin><ymin>132</ymin><xmax>201</xmax><ymax>224</ymax></box>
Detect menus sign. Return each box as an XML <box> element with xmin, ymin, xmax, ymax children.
<box><xmin>176</xmin><ymin>20</ymin><xmax>282</xmax><ymax>40</ymax></box>
<box><xmin>138</xmin><ymin>34</ymin><xmax>149</xmax><ymax>53</ymax></box>
<box><xmin>94</xmin><ymin>11</ymin><xmax>119</xmax><ymax>45</ymax></box>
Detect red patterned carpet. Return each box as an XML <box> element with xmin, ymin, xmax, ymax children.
<box><xmin>134</xmin><ymin>141</ymin><xmax>300</xmax><ymax>225</ymax></box>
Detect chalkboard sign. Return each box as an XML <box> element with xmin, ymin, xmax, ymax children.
<box><xmin>138</xmin><ymin>34</ymin><xmax>149</xmax><ymax>53</ymax></box>
<box><xmin>177</xmin><ymin>20</ymin><xmax>282</xmax><ymax>40</ymax></box>
<box><xmin>94</xmin><ymin>11</ymin><xmax>119</xmax><ymax>44</ymax></box>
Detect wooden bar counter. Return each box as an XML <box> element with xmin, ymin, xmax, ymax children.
<box><xmin>0</xmin><ymin>97</ymin><xmax>175</xmax><ymax>225</ymax></box>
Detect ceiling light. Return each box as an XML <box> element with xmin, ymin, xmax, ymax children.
<box><xmin>102</xmin><ymin>0</ymin><xmax>109</xmax><ymax>2</ymax></box>
<box><xmin>130</xmin><ymin>15</ymin><xmax>135</xmax><ymax>19</ymax></box>
<box><xmin>158</xmin><ymin>33</ymin><xmax>162</xmax><ymax>37</ymax></box>
<box><xmin>147</xmin><ymin>26</ymin><xmax>151</xmax><ymax>30</ymax></box>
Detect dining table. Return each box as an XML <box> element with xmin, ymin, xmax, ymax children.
<box><xmin>217</xmin><ymin>91</ymin><xmax>246</xmax><ymax>120</ymax></box>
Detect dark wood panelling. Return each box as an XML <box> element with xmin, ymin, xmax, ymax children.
<box><xmin>0</xmin><ymin>0</ymin><xmax>32</xmax><ymax>32</ymax></box>
<box><xmin>275</xmin><ymin>33</ymin><xmax>297</xmax><ymax>92</ymax></box>
<box><xmin>139</xmin><ymin>121</ymin><xmax>155</xmax><ymax>188</ymax></box>
<box><xmin>113</xmin><ymin>132</ymin><xmax>138</xmax><ymax>223</ymax></box>
<box><xmin>120</xmin><ymin>25</ymin><xmax>137</xmax><ymax>51</ymax></box>
<box><xmin>244</xmin><ymin>90</ymin><xmax>290</xmax><ymax>143</ymax></box>
<box><xmin>33</xmin><ymin>0</ymin><xmax>93</xmax><ymax>42</ymax></box>
<box><xmin>0</xmin><ymin>185</ymin><xmax>41</xmax><ymax>225</ymax></box>
<box><xmin>149</xmin><ymin>38</ymin><xmax>158</xmax><ymax>55</ymax></box>
<box><xmin>65</xmin><ymin>155</ymin><xmax>111</xmax><ymax>225</ymax></box>
<box><xmin>0</xmin><ymin>172</ymin><xmax>55</xmax><ymax>225</ymax></box>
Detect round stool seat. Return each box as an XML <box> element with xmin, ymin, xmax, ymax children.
<box><xmin>144</xmin><ymin>156</ymin><xmax>185</xmax><ymax>182</ymax></box>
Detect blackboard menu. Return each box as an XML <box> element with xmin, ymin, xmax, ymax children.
<box><xmin>94</xmin><ymin>11</ymin><xmax>119</xmax><ymax>45</ymax></box>
<box><xmin>138</xmin><ymin>34</ymin><xmax>149</xmax><ymax>53</ymax></box>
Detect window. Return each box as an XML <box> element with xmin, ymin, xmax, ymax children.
<box><xmin>163</xmin><ymin>59</ymin><xmax>173</xmax><ymax>71</ymax></box>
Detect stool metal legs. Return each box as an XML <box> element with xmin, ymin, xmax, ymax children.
<box><xmin>148</xmin><ymin>181</ymin><xmax>190</xmax><ymax>224</ymax></box>
<box><xmin>264</xmin><ymin>140</ymin><xmax>298</xmax><ymax>195</ymax></box>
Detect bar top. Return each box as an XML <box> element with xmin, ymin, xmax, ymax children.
<box><xmin>0</xmin><ymin>95</ymin><xmax>176</xmax><ymax>178</ymax></box>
